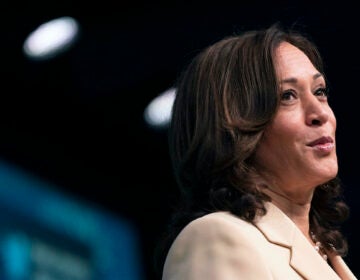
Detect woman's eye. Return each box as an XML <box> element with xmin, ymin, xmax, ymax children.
<box><xmin>314</xmin><ymin>87</ymin><xmax>329</xmax><ymax>98</ymax></box>
<box><xmin>280</xmin><ymin>90</ymin><xmax>296</xmax><ymax>101</ymax></box>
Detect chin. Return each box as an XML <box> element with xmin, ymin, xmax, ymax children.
<box><xmin>311</xmin><ymin>165</ymin><xmax>338</xmax><ymax>186</ymax></box>
<box><xmin>319</xmin><ymin>158</ymin><xmax>338</xmax><ymax>178</ymax></box>
<box><xmin>319</xmin><ymin>169</ymin><xmax>338</xmax><ymax>184</ymax></box>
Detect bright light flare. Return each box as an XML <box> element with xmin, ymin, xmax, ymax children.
<box><xmin>144</xmin><ymin>87</ymin><xmax>176</xmax><ymax>129</ymax></box>
<box><xmin>23</xmin><ymin>16</ymin><xmax>79</xmax><ymax>60</ymax></box>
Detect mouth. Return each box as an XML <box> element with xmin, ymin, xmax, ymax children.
<box><xmin>307</xmin><ymin>136</ymin><xmax>334</xmax><ymax>147</ymax></box>
<box><xmin>307</xmin><ymin>136</ymin><xmax>335</xmax><ymax>153</ymax></box>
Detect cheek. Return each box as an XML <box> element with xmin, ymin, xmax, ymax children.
<box><xmin>255</xmin><ymin>126</ymin><xmax>289</xmax><ymax>163</ymax></box>
<box><xmin>255</xmin><ymin>110</ymin><xmax>301</xmax><ymax>159</ymax></box>
<box><xmin>256</xmin><ymin>122</ymin><xmax>298</xmax><ymax>161</ymax></box>
<box><xmin>265</xmin><ymin>121</ymin><xmax>296</xmax><ymax>145</ymax></box>
<box><xmin>326</xmin><ymin>106</ymin><xmax>336</xmax><ymax>128</ymax></box>
<box><xmin>331</xmin><ymin>112</ymin><xmax>337</xmax><ymax>130</ymax></box>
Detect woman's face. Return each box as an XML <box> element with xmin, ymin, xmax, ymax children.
<box><xmin>254</xmin><ymin>42</ymin><xmax>337</xmax><ymax>196</ymax></box>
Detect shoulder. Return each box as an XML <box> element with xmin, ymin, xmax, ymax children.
<box><xmin>162</xmin><ymin>211</ymin><xmax>272</xmax><ymax>279</ymax></box>
<box><xmin>167</xmin><ymin>211</ymin><xmax>265</xmax><ymax>256</ymax></box>
<box><xmin>181</xmin><ymin>211</ymin><xmax>258</xmax><ymax>237</ymax></box>
<box><xmin>182</xmin><ymin>211</ymin><xmax>255</xmax><ymax>233</ymax></box>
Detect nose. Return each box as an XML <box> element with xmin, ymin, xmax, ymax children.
<box><xmin>305</xmin><ymin>95</ymin><xmax>329</xmax><ymax>126</ymax></box>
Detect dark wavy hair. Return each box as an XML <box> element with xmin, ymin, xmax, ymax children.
<box><xmin>155</xmin><ymin>23</ymin><xmax>349</xmax><ymax>276</ymax></box>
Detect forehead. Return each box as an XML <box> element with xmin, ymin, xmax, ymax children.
<box><xmin>274</xmin><ymin>42</ymin><xmax>319</xmax><ymax>79</ymax></box>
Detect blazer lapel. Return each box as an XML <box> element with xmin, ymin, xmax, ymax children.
<box><xmin>255</xmin><ymin>202</ymin><xmax>342</xmax><ymax>280</ymax></box>
<box><xmin>329</xmin><ymin>255</ymin><xmax>358</xmax><ymax>280</ymax></box>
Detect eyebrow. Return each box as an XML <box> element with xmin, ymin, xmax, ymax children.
<box><xmin>280</xmin><ymin>73</ymin><xmax>324</xmax><ymax>84</ymax></box>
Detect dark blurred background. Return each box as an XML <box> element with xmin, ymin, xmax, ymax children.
<box><xmin>1</xmin><ymin>1</ymin><xmax>360</xmax><ymax>279</ymax></box>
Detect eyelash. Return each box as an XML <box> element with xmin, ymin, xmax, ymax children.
<box><xmin>280</xmin><ymin>87</ymin><xmax>329</xmax><ymax>101</ymax></box>
<box><xmin>314</xmin><ymin>87</ymin><xmax>329</xmax><ymax>98</ymax></box>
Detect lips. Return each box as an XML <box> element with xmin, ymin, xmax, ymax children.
<box><xmin>307</xmin><ymin>136</ymin><xmax>334</xmax><ymax>147</ymax></box>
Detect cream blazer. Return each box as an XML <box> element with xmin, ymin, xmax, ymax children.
<box><xmin>162</xmin><ymin>202</ymin><xmax>357</xmax><ymax>280</ymax></box>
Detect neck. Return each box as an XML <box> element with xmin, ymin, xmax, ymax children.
<box><xmin>262</xmin><ymin>185</ymin><xmax>329</xmax><ymax>261</ymax></box>
<box><xmin>262</xmin><ymin>186</ymin><xmax>313</xmax><ymax>240</ymax></box>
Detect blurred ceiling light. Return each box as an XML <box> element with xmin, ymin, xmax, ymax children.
<box><xmin>144</xmin><ymin>87</ymin><xmax>176</xmax><ymax>129</ymax></box>
<box><xmin>23</xmin><ymin>16</ymin><xmax>79</xmax><ymax>61</ymax></box>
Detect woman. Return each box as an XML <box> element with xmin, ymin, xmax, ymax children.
<box><xmin>158</xmin><ymin>23</ymin><xmax>357</xmax><ymax>279</ymax></box>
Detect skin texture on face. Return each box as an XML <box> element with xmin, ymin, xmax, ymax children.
<box><xmin>254</xmin><ymin>42</ymin><xmax>337</xmax><ymax>203</ymax></box>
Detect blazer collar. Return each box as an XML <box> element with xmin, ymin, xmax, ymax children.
<box><xmin>254</xmin><ymin>201</ymin><xmax>351</xmax><ymax>280</ymax></box>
